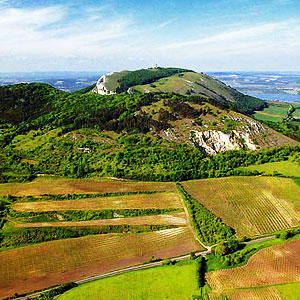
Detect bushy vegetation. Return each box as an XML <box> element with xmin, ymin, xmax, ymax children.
<box><xmin>261</xmin><ymin>120</ymin><xmax>300</xmax><ymax>142</ymax></box>
<box><xmin>196</xmin><ymin>256</ymin><xmax>206</xmax><ymax>288</ymax></box>
<box><xmin>0</xmin><ymin>225</ymin><xmax>175</xmax><ymax>249</ymax></box>
<box><xmin>10</xmin><ymin>208</ymin><xmax>182</xmax><ymax>223</ymax></box>
<box><xmin>3</xmin><ymin>282</ymin><xmax>78</xmax><ymax>300</ymax></box>
<box><xmin>0</xmin><ymin>82</ymin><xmax>299</xmax><ymax>184</ymax></box>
<box><xmin>0</xmin><ymin>196</ymin><xmax>12</xmax><ymax>229</ymax></box>
<box><xmin>177</xmin><ymin>184</ymin><xmax>234</xmax><ymax>245</ymax></box>
<box><xmin>230</xmin><ymin>90</ymin><xmax>267</xmax><ymax>114</ymax></box>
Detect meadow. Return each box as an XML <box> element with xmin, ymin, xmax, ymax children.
<box><xmin>182</xmin><ymin>177</ymin><xmax>300</xmax><ymax>237</ymax></box>
<box><xmin>237</xmin><ymin>160</ymin><xmax>300</xmax><ymax>177</ymax></box>
<box><xmin>57</xmin><ymin>261</ymin><xmax>200</xmax><ymax>300</ymax></box>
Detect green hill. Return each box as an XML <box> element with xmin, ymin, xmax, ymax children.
<box><xmin>94</xmin><ymin>68</ymin><xmax>266</xmax><ymax>114</ymax></box>
<box><xmin>0</xmin><ymin>80</ymin><xmax>298</xmax><ymax>184</ymax></box>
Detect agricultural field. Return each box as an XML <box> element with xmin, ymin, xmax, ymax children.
<box><xmin>211</xmin><ymin>282</ymin><xmax>300</xmax><ymax>300</ymax></box>
<box><xmin>0</xmin><ymin>227</ymin><xmax>200</xmax><ymax>298</ymax></box>
<box><xmin>14</xmin><ymin>212</ymin><xmax>188</xmax><ymax>227</ymax></box>
<box><xmin>0</xmin><ymin>179</ymin><xmax>201</xmax><ymax>299</ymax></box>
<box><xmin>0</xmin><ymin>178</ymin><xmax>176</xmax><ymax>196</ymax></box>
<box><xmin>254</xmin><ymin>102</ymin><xmax>300</xmax><ymax>122</ymax></box>
<box><xmin>206</xmin><ymin>238</ymin><xmax>300</xmax><ymax>297</ymax></box>
<box><xmin>57</xmin><ymin>261</ymin><xmax>200</xmax><ymax>300</ymax></box>
<box><xmin>12</xmin><ymin>192</ymin><xmax>182</xmax><ymax>211</ymax></box>
<box><xmin>210</xmin><ymin>287</ymin><xmax>282</xmax><ymax>300</ymax></box>
<box><xmin>182</xmin><ymin>177</ymin><xmax>300</xmax><ymax>237</ymax></box>
<box><xmin>237</xmin><ymin>160</ymin><xmax>300</xmax><ymax>177</ymax></box>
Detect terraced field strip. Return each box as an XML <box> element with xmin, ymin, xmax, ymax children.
<box><xmin>0</xmin><ymin>178</ymin><xmax>176</xmax><ymax>196</ymax></box>
<box><xmin>13</xmin><ymin>192</ymin><xmax>183</xmax><ymax>211</ymax></box>
<box><xmin>0</xmin><ymin>227</ymin><xmax>200</xmax><ymax>299</ymax></box>
<box><xmin>182</xmin><ymin>177</ymin><xmax>300</xmax><ymax>237</ymax></box>
<box><xmin>210</xmin><ymin>287</ymin><xmax>282</xmax><ymax>300</ymax></box>
<box><xmin>14</xmin><ymin>212</ymin><xmax>188</xmax><ymax>227</ymax></box>
<box><xmin>206</xmin><ymin>238</ymin><xmax>300</xmax><ymax>295</ymax></box>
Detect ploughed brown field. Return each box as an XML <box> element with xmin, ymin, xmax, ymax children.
<box><xmin>209</xmin><ymin>287</ymin><xmax>282</xmax><ymax>300</ymax></box>
<box><xmin>13</xmin><ymin>192</ymin><xmax>182</xmax><ymax>211</ymax></box>
<box><xmin>182</xmin><ymin>177</ymin><xmax>300</xmax><ymax>237</ymax></box>
<box><xmin>0</xmin><ymin>228</ymin><xmax>200</xmax><ymax>299</ymax></box>
<box><xmin>14</xmin><ymin>212</ymin><xmax>188</xmax><ymax>227</ymax></box>
<box><xmin>1</xmin><ymin>179</ymin><xmax>202</xmax><ymax>298</ymax></box>
<box><xmin>207</xmin><ymin>238</ymin><xmax>300</xmax><ymax>297</ymax></box>
<box><xmin>0</xmin><ymin>178</ymin><xmax>176</xmax><ymax>196</ymax></box>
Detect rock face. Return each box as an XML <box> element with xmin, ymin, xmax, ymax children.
<box><xmin>95</xmin><ymin>75</ymin><xmax>116</xmax><ymax>95</ymax></box>
<box><xmin>190</xmin><ymin>130</ymin><xmax>257</xmax><ymax>155</ymax></box>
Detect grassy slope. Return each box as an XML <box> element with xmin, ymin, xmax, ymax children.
<box><xmin>134</xmin><ymin>72</ymin><xmax>235</xmax><ymax>102</ymax></box>
<box><xmin>57</xmin><ymin>262</ymin><xmax>200</xmax><ymax>300</ymax></box>
<box><xmin>238</xmin><ymin>160</ymin><xmax>300</xmax><ymax>177</ymax></box>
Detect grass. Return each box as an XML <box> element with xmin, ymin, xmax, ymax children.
<box><xmin>277</xmin><ymin>281</ymin><xmax>300</xmax><ymax>299</ymax></box>
<box><xmin>237</xmin><ymin>160</ymin><xmax>300</xmax><ymax>177</ymax></box>
<box><xmin>261</xmin><ymin>105</ymin><xmax>289</xmax><ymax>116</ymax></box>
<box><xmin>134</xmin><ymin>72</ymin><xmax>235</xmax><ymax>101</ymax></box>
<box><xmin>182</xmin><ymin>177</ymin><xmax>300</xmax><ymax>238</ymax></box>
<box><xmin>254</xmin><ymin>111</ymin><xmax>283</xmax><ymax>122</ymax></box>
<box><xmin>57</xmin><ymin>261</ymin><xmax>200</xmax><ymax>300</ymax></box>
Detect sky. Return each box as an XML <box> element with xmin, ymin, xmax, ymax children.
<box><xmin>0</xmin><ymin>0</ymin><xmax>300</xmax><ymax>72</ymax></box>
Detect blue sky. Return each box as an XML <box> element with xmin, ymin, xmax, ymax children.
<box><xmin>0</xmin><ymin>0</ymin><xmax>300</xmax><ymax>72</ymax></box>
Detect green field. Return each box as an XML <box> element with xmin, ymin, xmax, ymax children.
<box><xmin>277</xmin><ymin>281</ymin><xmax>300</xmax><ymax>299</ymax></box>
<box><xmin>254</xmin><ymin>111</ymin><xmax>283</xmax><ymax>122</ymax></box>
<box><xmin>57</xmin><ymin>262</ymin><xmax>200</xmax><ymax>300</ymax></box>
<box><xmin>238</xmin><ymin>160</ymin><xmax>300</xmax><ymax>177</ymax></box>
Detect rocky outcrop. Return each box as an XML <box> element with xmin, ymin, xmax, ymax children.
<box><xmin>190</xmin><ymin>130</ymin><xmax>257</xmax><ymax>155</ymax></box>
<box><xmin>94</xmin><ymin>74</ymin><xmax>116</xmax><ymax>95</ymax></box>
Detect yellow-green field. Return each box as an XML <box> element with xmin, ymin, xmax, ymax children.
<box><xmin>238</xmin><ymin>160</ymin><xmax>300</xmax><ymax>177</ymax></box>
<box><xmin>57</xmin><ymin>262</ymin><xmax>201</xmax><ymax>300</ymax></box>
<box><xmin>182</xmin><ymin>177</ymin><xmax>300</xmax><ymax>237</ymax></box>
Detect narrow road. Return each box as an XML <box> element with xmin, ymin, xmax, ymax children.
<box><xmin>241</xmin><ymin>235</ymin><xmax>275</xmax><ymax>245</ymax></box>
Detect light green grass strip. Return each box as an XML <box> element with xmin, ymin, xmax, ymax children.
<box><xmin>57</xmin><ymin>263</ymin><xmax>199</xmax><ymax>300</ymax></box>
<box><xmin>238</xmin><ymin>161</ymin><xmax>300</xmax><ymax>177</ymax></box>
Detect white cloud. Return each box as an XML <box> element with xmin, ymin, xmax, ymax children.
<box><xmin>159</xmin><ymin>21</ymin><xmax>294</xmax><ymax>50</ymax></box>
<box><xmin>156</xmin><ymin>18</ymin><xmax>177</xmax><ymax>29</ymax></box>
<box><xmin>0</xmin><ymin>6</ymin><xmax>134</xmax><ymax>65</ymax></box>
<box><xmin>0</xmin><ymin>4</ymin><xmax>300</xmax><ymax>72</ymax></box>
